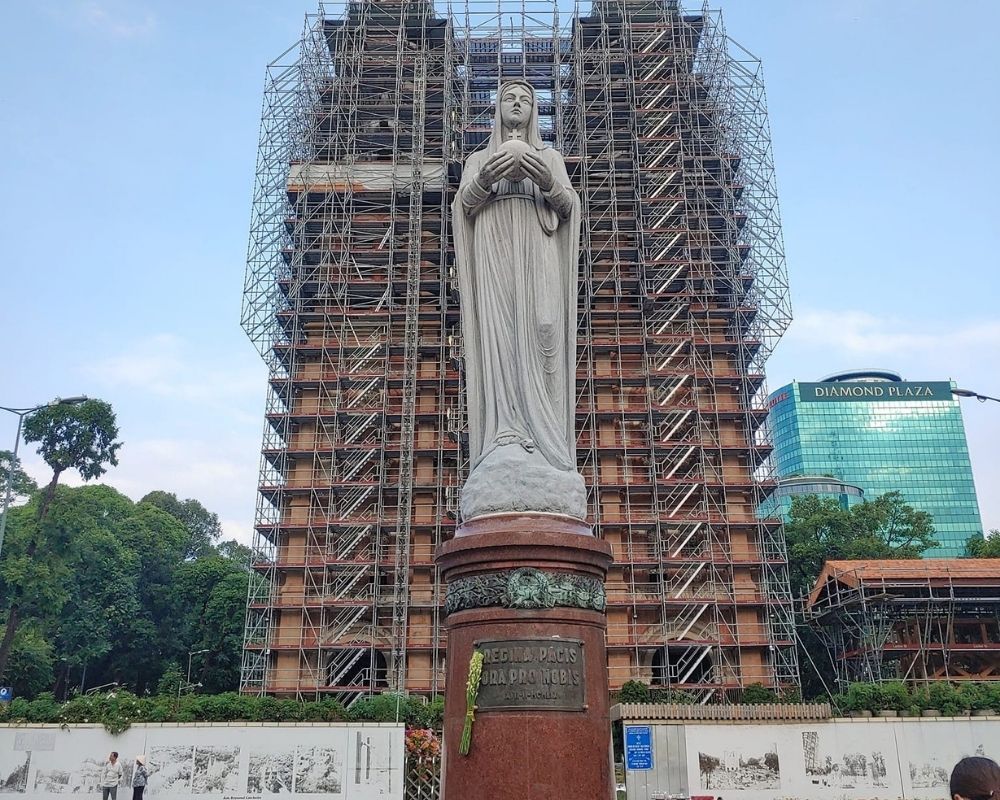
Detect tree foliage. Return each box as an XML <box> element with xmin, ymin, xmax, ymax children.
<box><xmin>784</xmin><ymin>491</ymin><xmax>937</xmax><ymax>599</ymax></box>
<box><xmin>742</xmin><ymin>683</ymin><xmax>780</xmax><ymax>704</ymax></box>
<box><xmin>618</xmin><ymin>680</ymin><xmax>651</xmax><ymax>704</ymax></box>
<box><xmin>0</xmin><ymin>399</ymin><xmax>250</xmax><ymax>698</ymax></box>
<box><xmin>0</xmin><ymin>399</ymin><xmax>124</xmax><ymax>680</ymax></box>
<box><xmin>966</xmin><ymin>529</ymin><xmax>1000</xmax><ymax>558</ymax></box>
<box><xmin>21</xmin><ymin>399</ymin><xmax>122</xmax><ymax>483</ymax></box>
<box><xmin>140</xmin><ymin>491</ymin><xmax>223</xmax><ymax>559</ymax></box>
<box><xmin>784</xmin><ymin>491</ymin><xmax>936</xmax><ymax>700</ymax></box>
<box><xmin>0</xmin><ymin>484</ymin><xmax>249</xmax><ymax>699</ymax></box>
<box><xmin>2</xmin><ymin>625</ymin><xmax>55</xmax><ymax>699</ymax></box>
<box><xmin>0</xmin><ymin>450</ymin><xmax>37</xmax><ymax>502</ymax></box>
<box><xmin>215</xmin><ymin>538</ymin><xmax>253</xmax><ymax>567</ymax></box>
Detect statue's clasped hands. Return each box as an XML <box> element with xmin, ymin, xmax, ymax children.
<box><xmin>478</xmin><ymin>149</ymin><xmax>554</xmax><ymax>192</ymax></box>
<box><xmin>520</xmin><ymin>151</ymin><xmax>554</xmax><ymax>191</ymax></box>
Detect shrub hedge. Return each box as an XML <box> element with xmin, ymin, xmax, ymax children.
<box><xmin>616</xmin><ymin>679</ymin><xmax>1000</xmax><ymax>716</ymax></box>
<box><xmin>0</xmin><ymin>691</ymin><xmax>445</xmax><ymax>735</ymax></box>
<box><xmin>6</xmin><ymin>681</ymin><xmax>997</xmax><ymax>735</ymax></box>
<box><xmin>832</xmin><ymin>681</ymin><xmax>1000</xmax><ymax>716</ymax></box>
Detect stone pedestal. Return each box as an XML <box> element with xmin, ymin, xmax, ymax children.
<box><xmin>436</xmin><ymin>513</ymin><xmax>614</xmax><ymax>800</ymax></box>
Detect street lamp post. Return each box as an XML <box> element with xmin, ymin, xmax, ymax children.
<box><xmin>0</xmin><ymin>396</ymin><xmax>88</xmax><ymax>560</ymax></box>
<box><xmin>952</xmin><ymin>388</ymin><xmax>1000</xmax><ymax>404</ymax></box>
<box><xmin>180</xmin><ymin>648</ymin><xmax>211</xmax><ymax>701</ymax></box>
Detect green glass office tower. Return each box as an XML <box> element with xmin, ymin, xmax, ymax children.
<box><xmin>768</xmin><ymin>370</ymin><xmax>983</xmax><ymax>557</ymax></box>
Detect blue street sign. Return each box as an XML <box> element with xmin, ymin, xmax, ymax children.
<box><xmin>624</xmin><ymin>725</ymin><xmax>653</xmax><ymax>771</ymax></box>
<box><xmin>0</xmin><ymin>687</ymin><xmax>12</xmax><ymax>703</ymax></box>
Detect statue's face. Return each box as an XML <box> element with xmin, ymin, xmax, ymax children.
<box><xmin>500</xmin><ymin>84</ymin><xmax>533</xmax><ymax>130</ymax></box>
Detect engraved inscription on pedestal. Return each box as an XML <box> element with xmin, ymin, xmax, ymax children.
<box><xmin>475</xmin><ymin>639</ymin><xmax>586</xmax><ymax>711</ymax></box>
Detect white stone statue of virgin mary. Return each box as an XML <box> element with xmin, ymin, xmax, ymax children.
<box><xmin>452</xmin><ymin>80</ymin><xmax>587</xmax><ymax>521</ymax></box>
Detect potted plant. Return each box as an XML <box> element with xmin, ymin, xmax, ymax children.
<box><xmin>910</xmin><ymin>684</ymin><xmax>941</xmax><ymax>717</ymax></box>
<box><xmin>926</xmin><ymin>682</ymin><xmax>964</xmax><ymax>717</ymax></box>
<box><xmin>989</xmin><ymin>683</ymin><xmax>1000</xmax><ymax>715</ymax></box>
<box><xmin>963</xmin><ymin>683</ymin><xmax>994</xmax><ymax>717</ymax></box>
<box><xmin>875</xmin><ymin>681</ymin><xmax>910</xmax><ymax>717</ymax></box>
<box><xmin>869</xmin><ymin>684</ymin><xmax>893</xmax><ymax>717</ymax></box>
<box><xmin>841</xmin><ymin>683</ymin><xmax>875</xmax><ymax>718</ymax></box>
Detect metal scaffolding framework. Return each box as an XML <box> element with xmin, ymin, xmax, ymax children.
<box><xmin>240</xmin><ymin>0</ymin><xmax>797</xmax><ymax>704</ymax></box>
<box><xmin>804</xmin><ymin>561</ymin><xmax>1000</xmax><ymax>687</ymax></box>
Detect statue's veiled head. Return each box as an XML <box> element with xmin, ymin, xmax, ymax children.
<box><xmin>500</xmin><ymin>82</ymin><xmax>533</xmax><ymax>134</ymax></box>
<box><xmin>489</xmin><ymin>80</ymin><xmax>544</xmax><ymax>153</ymax></box>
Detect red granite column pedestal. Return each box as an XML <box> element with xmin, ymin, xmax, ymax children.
<box><xmin>436</xmin><ymin>514</ymin><xmax>614</xmax><ymax>800</ymax></box>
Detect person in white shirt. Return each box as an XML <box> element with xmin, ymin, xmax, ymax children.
<box><xmin>99</xmin><ymin>751</ymin><xmax>123</xmax><ymax>800</ymax></box>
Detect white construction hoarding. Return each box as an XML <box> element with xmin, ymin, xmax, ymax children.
<box><xmin>624</xmin><ymin>716</ymin><xmax>1000</xmax><ymax>800</ymax></box>
<box><xmin>0</xmin><ymin>722</ymin><xmax>403</xmax><ymax>798</ymax></box>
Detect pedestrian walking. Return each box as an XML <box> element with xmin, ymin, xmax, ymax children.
<box><xmin>950</xmin><ymin>756</ymin><xmax>1000</xmax><ymax>800</ymax></box>
<box><xmin>99</xmin><ymin>751</ymin><xmax>123</xmax><ymax>800</ymax></box>
<box><xmin>131</xmin><ymin>755</ymin><xmax>148</xmax><ymax>799</ymax></box>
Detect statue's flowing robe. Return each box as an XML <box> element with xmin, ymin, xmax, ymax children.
<box><xmin>452</xmin><ymin>137</ymin><xmax>581</xmax><ymax>475</ymax></box>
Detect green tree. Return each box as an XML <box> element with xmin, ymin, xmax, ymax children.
<box><xmin>783</xmin><ymin>495</ymin><xmax>853</xmax><ymax>599</ymax></box>
<box><xmin>21</xmin><ymin>399</ymin><xmax>121</xmax><ymax>520</ymax></box>
<box><xmin>0</xmin><ymin>502</ymin><xmax>74</xmax><ymax>682</ymax></box>
<box><xmin>0</xmin><ymin>450</ymin><xmax>37</xmax><ymax>502</ymax></box>
<box><xmin>108</xmin><ymin>502</ymin><xmax>188</xmax><ymax>693</ymax></box>
<box><xmin>196</xmin><ymin>570</ymin><xmax>250</xmax><ymax>693</ymax></box>
<box><xmin>784</xmin><ymin>491</ymin><xmax>936</xmax><ymax>700</ymax></box>
<box><xmin>215</xmin><ymin>538</ymin><xmax>253</xmax><ymax>567</ymax></box>
<box><xmin>0</xmin><ymin>399</ymin><xmax>122</xmax><ymax>682</ymax></box>
<box><xmin>0</xmin><ymin>485</ymin><xmax>146</xmax><ymax>697</ymax></box>
<box><xmin>2</xmin><ymin>625</ymin><xmax>54</xmax><ymax>699</ymax></box>
<box><xmin>966</xmin><ymin>529</ymin><xmax>1000</xmax><ymax>558</ymax></box>
<box><xmin>44</xmin><ymin>486</ymin><xmax>142</xmax><ymax>698</ymax></box>
<box><xmin>167</xmin><ymin>555</ymin><xmax>249</xmax><ymax>693</ymax></box>
<box><xmin>0</xmin><ymin>484</ymin><xmax>194</xmax><ymax>697</ymax></box>
<box><xmin>0</xmin><ymin>457</ymin><xmax>246</xmax><ymax>698</ymax></box>
<box><xmin>845</xmin><ymin>491</ymin><xmax>937</xmax><ymax>559</ymax></box>
<box><xmin>140</xmin><ymin>491</ymin><xmax>222</xmax><ymax>559</ymax></box>
<box><xmin>156</xmin><ymin>662</ymin><xmax>183</xmax><ymax>696</ymax></box>
<box><xmin>785</xmin><ymin>491</ymin><xmax>937</xmax><ymax>598</ymax></box>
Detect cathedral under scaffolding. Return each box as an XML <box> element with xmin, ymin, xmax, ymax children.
<box><xmin>240</xmin><ymin>0</ymin><xmax>797</xmax><ymax>703</ymax></box>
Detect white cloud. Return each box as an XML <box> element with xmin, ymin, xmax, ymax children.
<box><xmin>19</xmin><ymin>435</ymin><xmax>259</xmax><ymax>547</ymax></box>
<box><xmin>788</xmin><ymin>309</ymin><xmax>1000</xmax><ymax>364</ymax></box>
<box><xmin>108</xmin><ymin>437</ymin><xmax>258</xmax><ymax>542</ymax></box>
<box><xmin>34</xmin><ymin>333</ymin><xmax>270</xmax><ymax>547</ymax></box>
<box><xmin>77</xmin><ymin>1</ymin><xmax>156</xmax><ymax>38</ymax></box>
<box><xmin>82</xmin><ymin>333</ymin><xmax>263</xmax><ymax>418</ymax></box>
<box><xmin>221</xmin><ymin>518</ymin><xmax>253</xmax><ymax>547</ymax></box>
<box><xmin>770</xmin><ymin>309</ymin><xmax>1000</xmax><ymax>391</ymax></box>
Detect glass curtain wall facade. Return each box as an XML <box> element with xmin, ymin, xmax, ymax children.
<box><xmin>768</xmin><ymin>372</ymin><xmax>983</xmax><ymax>557</ymax></box>
<box><xmin>758</xmin><ymin>475</ymin><xmax>864</xmax><ymax>520</ymax></box>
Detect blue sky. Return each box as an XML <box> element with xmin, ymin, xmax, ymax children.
<box><xmin>2</xmin><ymin>0</ymin><xmax>998</xmax><ymax>543</ymax></box>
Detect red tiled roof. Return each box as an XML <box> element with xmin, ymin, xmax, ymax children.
<box><xmin>806</xmin><ymin>559</ymin><xmax>1000</xmax><ymax>608</ymax></box>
